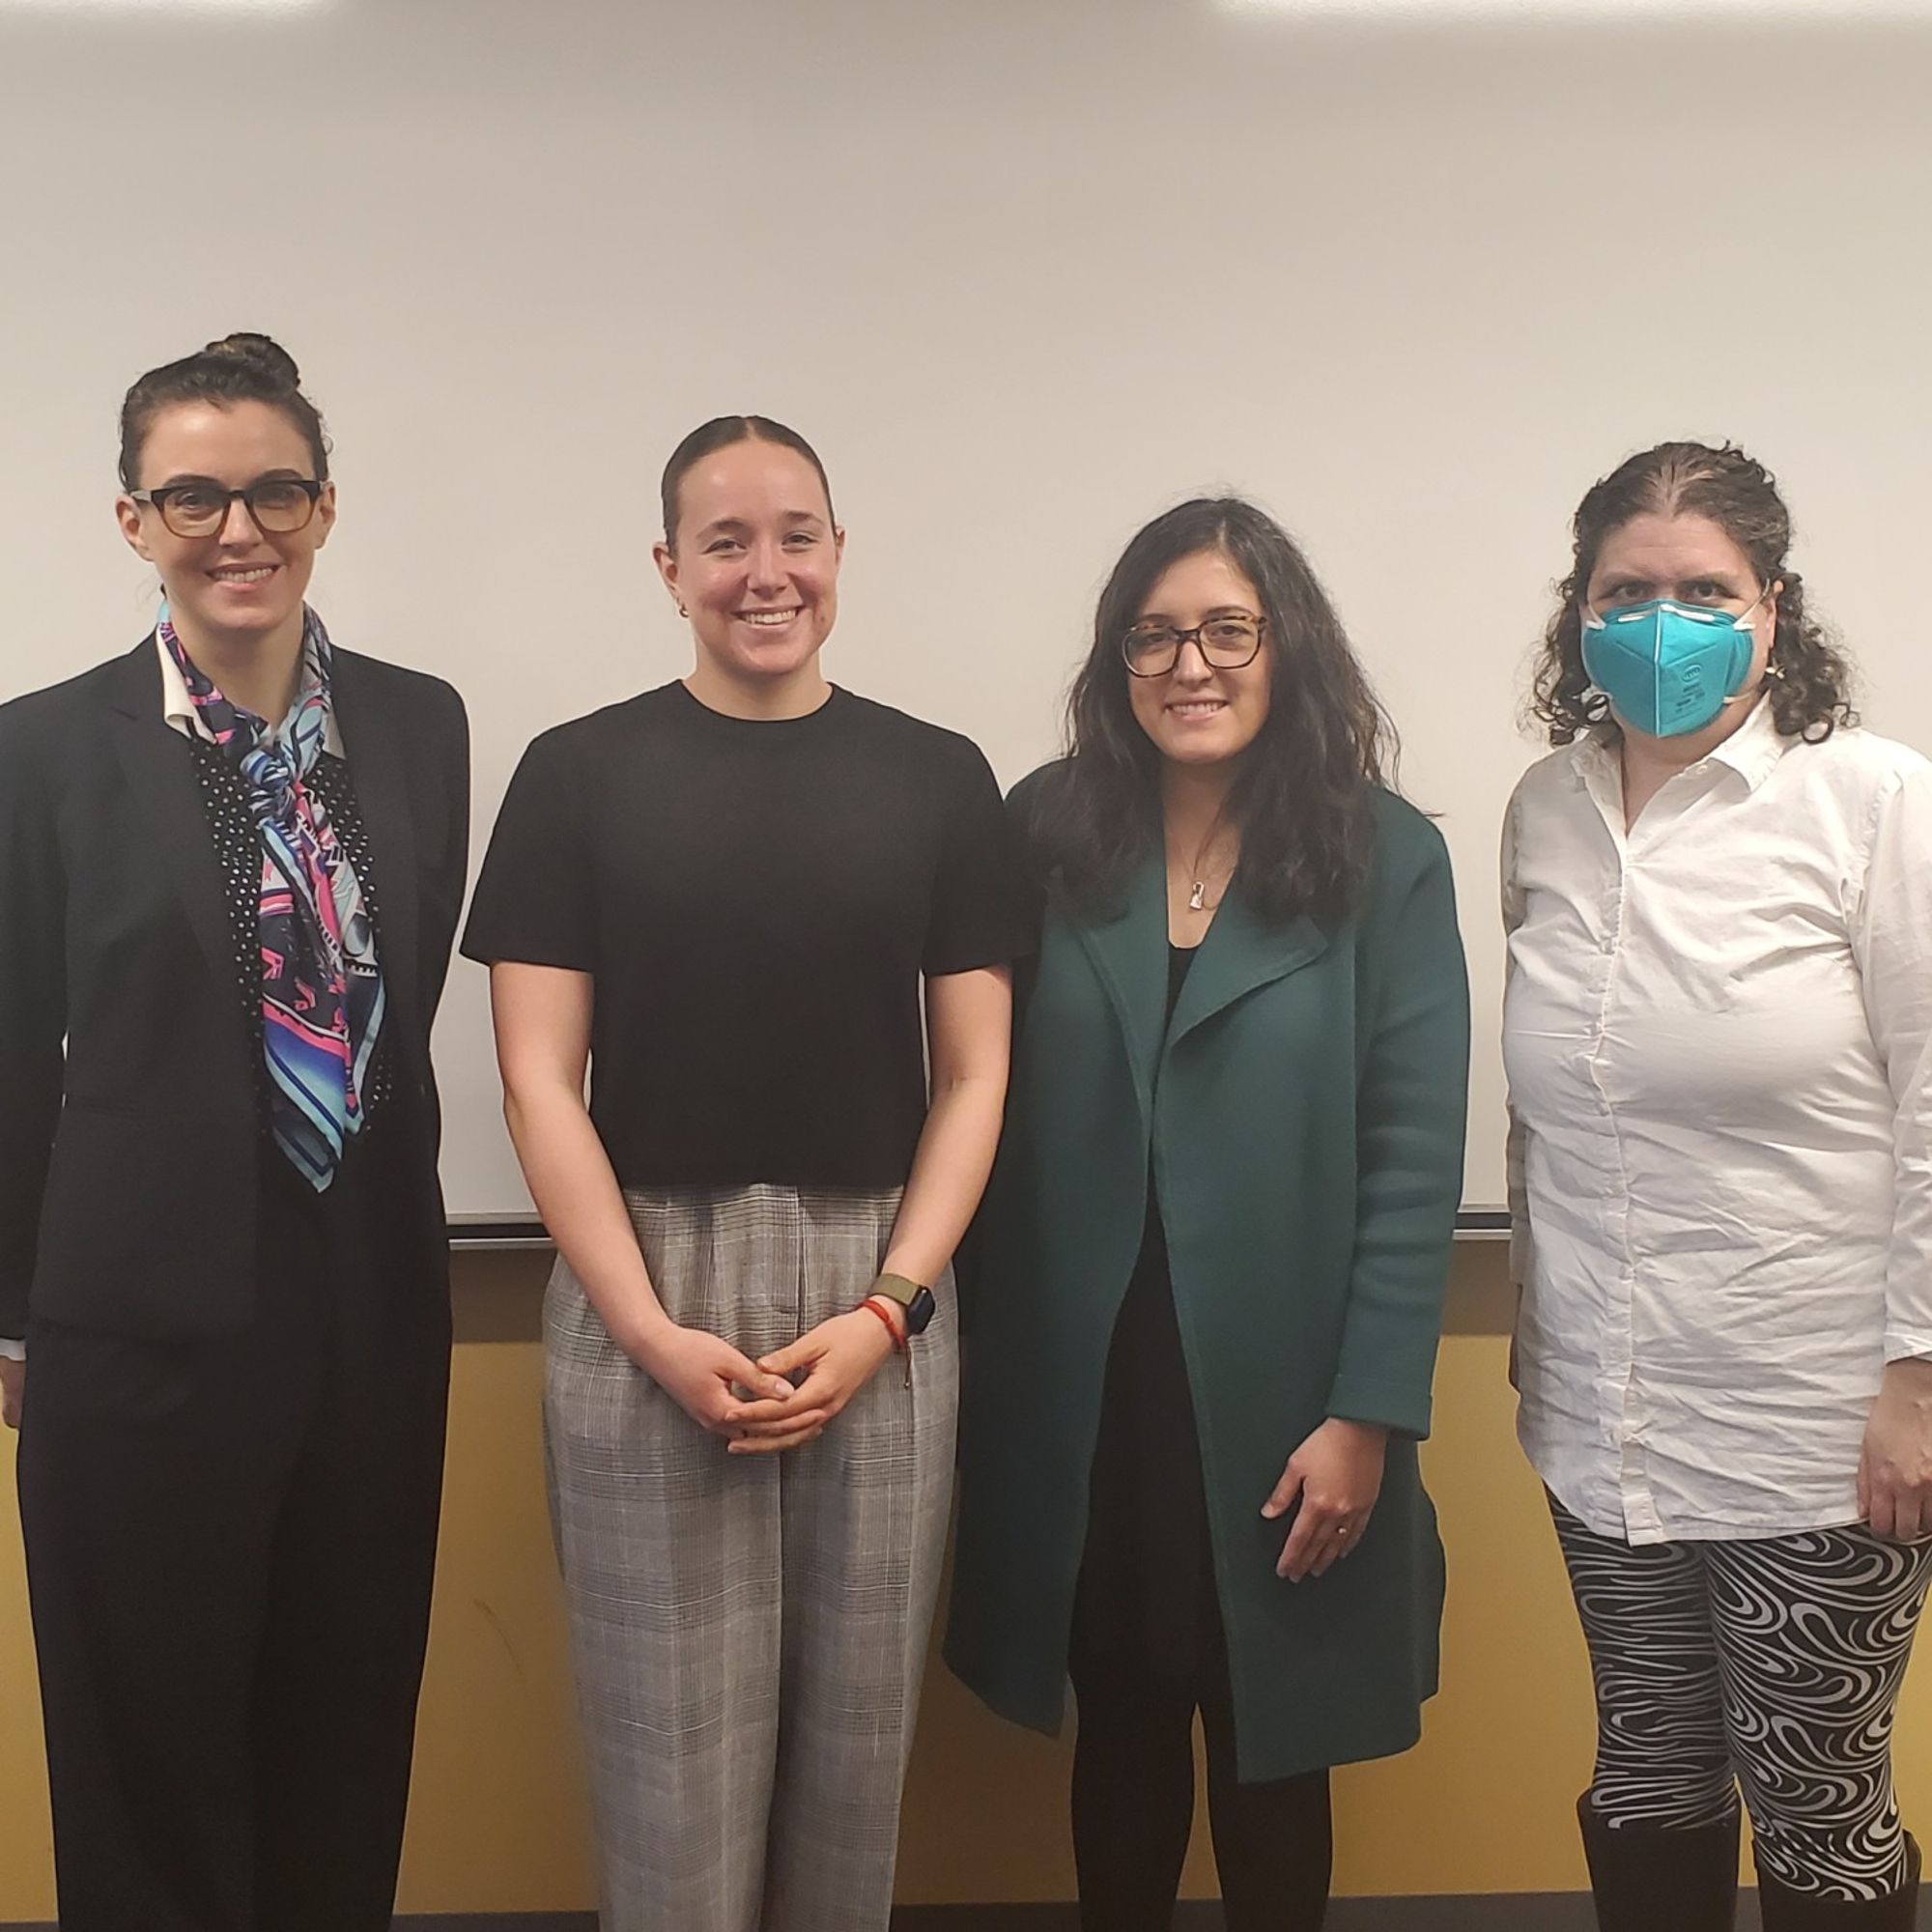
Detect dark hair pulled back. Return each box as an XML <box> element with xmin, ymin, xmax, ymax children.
<box><xmin>118</xmin><ymin>333</ymin><xmax>328</xmax><ymax>490</ymax></box>
<box><xmin>1531</xmin><ymin>440</ymin><xmax>1855</xmax><ymax>745</ymax></box>
<box><xmin>660</xmin><ymin>415</ymin><xmax>835</xmax><ymax>543</ymax></box>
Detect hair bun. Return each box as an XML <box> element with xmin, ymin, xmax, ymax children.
<box><xmin>202</xmin><ymin>331</ymin><xmax>300</xmax><ymax>387</ymax></box>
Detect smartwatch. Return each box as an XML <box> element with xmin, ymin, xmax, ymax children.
<box><xmin>868</xmin><ymin>1271</ymin><xmax>936</xmax><ymax>1338</ymax></box>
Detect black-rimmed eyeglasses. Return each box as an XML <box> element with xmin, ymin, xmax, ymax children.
<box><xmin>1121</xmin><ymin>614</ymin><xmax>1266</xmax><ymax>678</ymax></box>
<box><xmin>128</xmin><ymin>477</ymin><xmax>325</xmax><ymax>540</ymax></box>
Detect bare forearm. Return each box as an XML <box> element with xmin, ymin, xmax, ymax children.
<box><xmin>882</xmin><ymin>1070</ymin><xmax>1008</xmax><ymax>1287</ymax></box>
<box><xmin>504</xmin><ymin>1083</ymin><xmax>671</xmax><ymax>1356</ymax></box>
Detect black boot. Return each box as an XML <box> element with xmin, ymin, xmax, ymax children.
<box><xmin>1754</xmin><ymin>1833</ymin><xmax>1921</xmax><ymax>1928</ymax></box>
<box><xmin>1577</xmin><ymin>1792</ymin><xmax>1740</xmax><ymax>1930</ymax></box>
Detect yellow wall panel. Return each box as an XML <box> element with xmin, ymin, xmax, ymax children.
<box><xmin>3</xmin><ymin>1241</ymin><xmax>1924</xmax><ymax>1916</ymax></box>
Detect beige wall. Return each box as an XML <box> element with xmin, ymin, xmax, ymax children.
<box><xmin>3</xmin><ymin>1242</ymin><xmax>1925</xmax><ymax>1918</ymax></box>
<box><xmin>8</xmin><ymin>8</ymin><xmax>1932</xmax><ymax>1236</ymax></box>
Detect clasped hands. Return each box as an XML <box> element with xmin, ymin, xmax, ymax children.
<box><xmin>629</xmin><ymin>1307</ymin><xmax>900</xmax><ymax>1456</ymax></box>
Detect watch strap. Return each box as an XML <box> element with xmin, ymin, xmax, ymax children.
<box><xmin>868</xmin><ymin>1271</ymin><xmax>926</xmax><ymax>1309</ymax></box>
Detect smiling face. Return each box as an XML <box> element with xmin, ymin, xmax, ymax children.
<box><xmin>653</xmin><ymin>438</ymin><xmax>842</xmax><ymax>688</ymax></box>
<box><xmin>115</xmin><ymin>398</ymin><xmax>334</xmax><ymax>646</ymax></box>
<box><xmin>1124</xmin><ymin>547</ymin><xmax>1273</xmax><ymax>770</ymax></box>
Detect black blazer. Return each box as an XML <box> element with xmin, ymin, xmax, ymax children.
<box><xmin>0</xmin><ymin>638</ymin><xmax>469</xmax><ymax>1339</ymax></box>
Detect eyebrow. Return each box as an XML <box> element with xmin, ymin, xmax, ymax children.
<box><xmin>696</xmin><ymin>510</ymin><xmax>829</xmax><ymax>535</ymax></box>
<box><xmin>148</xmin><ymin>467</ymin><xmax>308</xmax><ymax>489</ymax></box>
<box><xmin>1134</xmin><ymin>603</ymin><xmax>1259</xmax><ymax>622</ymax></box>
<box><xmin>1598</xmin><ymin>563</ymin><xmax>1745</xmax><ymax>582</ymax></box>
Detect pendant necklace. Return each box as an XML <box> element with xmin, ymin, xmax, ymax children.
<box><xmin>1182</xmin><ymin>816</ymin><xmax>1232</xmax><ymax>914</ymax></box>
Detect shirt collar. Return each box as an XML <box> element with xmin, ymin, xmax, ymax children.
<box><xmin>1703</xmin><ymin>689</ymin><xmax>1789</xmax><ymax>792</ymax></box>
<box><xmin>156</xmin><ymin>630</ymin><xmax>345</xmax><ymax>756</ymax></box>
<box><xmin>1566</xmin><ymin>689</ymin><xmax>1789</xmax><ymax>797</ymax></box>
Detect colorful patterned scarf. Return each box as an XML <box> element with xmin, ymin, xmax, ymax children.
<box><xmin>160</xmin><ymin>606</ymin><xmax>385</xmax><ymax>1190</ymax></box>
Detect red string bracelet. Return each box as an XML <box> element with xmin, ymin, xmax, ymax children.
<box><xmin>858</xmin><ymin>1296</ymin><xmax>907</xmax><ymax>1351</ymax></box>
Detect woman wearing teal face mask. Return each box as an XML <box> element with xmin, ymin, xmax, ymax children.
<box><xmin>1504</xmin><ymin>440</ymin><xmax>1932</xmax><ymax>1930</ymax></box>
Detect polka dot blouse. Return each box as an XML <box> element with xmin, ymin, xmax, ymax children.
<box><xmin>188</xmin><ymin>738</ymin><xmax>395</xmax><ymax>1140</ymax></box>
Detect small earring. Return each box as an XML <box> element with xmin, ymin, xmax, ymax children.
<box><xmin>676</xmin><ymin>602</ymin><xmax>689</xmax><ymax>618</ymax></box>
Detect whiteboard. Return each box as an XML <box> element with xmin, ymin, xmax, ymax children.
<box><xmin>3</xmin><ymin>0</ymin><xmax>1928</xmax><ymax>1215</ymax></box>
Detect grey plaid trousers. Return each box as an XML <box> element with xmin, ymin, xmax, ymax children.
<box><xmin>543</xmin><ymin>1184</ymin><xmax>957</xmax><ymax>1932</ymax></box>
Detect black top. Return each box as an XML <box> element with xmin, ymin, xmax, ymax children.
<box><xmin>1164</xmin><ymin>936</ymin><xmax>1197</xmax><ymax>1018</ymax></box>
<box><xmin>1074</xmin><ymin>942</ymin><xmax>1218</xmax><ymax>1681</ymax></box>
<box><xmin>188</xmin><ymin>739</ymin><xmax>395</xmax><ymax>1140</ymax></box>
<box><xmin>461</xmin><ymin>682</ymin><xmax>1033</xmax><ymax>1190</ymax></box>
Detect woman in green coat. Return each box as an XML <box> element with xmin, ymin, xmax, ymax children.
<box><xmin>945</xmin><ymin>497</ymin><xmax>1469</xmax><ymax>1930</ymax></box>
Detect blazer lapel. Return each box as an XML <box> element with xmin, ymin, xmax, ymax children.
<box><xmin>1167</xmin><ymin>887</ymin><xmax>1330</xmax><ymax>1048</ymax></box>
<box><xmin>1071</xmin><ymin>857</ymin><xmax>1168</xmax><ymax>1129</ymax></box>
<box><xmin>329</xmin><ymin>650</ymin><xmax>420</xmax><ymax>1032</ymax></box>
<box><xmin>106</xmin><ymin>638</ymin><xmax>237</xmax><ymax>988</ymax></box>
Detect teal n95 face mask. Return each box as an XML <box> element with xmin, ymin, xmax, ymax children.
<box><xmin>1580</xmin><ymin>593</ymin><xmax>1764</xmax><ymax>739</ymax></box>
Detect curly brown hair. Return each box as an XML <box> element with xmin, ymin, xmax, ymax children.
<box><xmin>1530</xmin><ymin>440</ymin><xmax>1857</xmax><ymax>746</ymax></box>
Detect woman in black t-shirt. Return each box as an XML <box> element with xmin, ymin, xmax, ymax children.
<box><xmin>463</xmin><ymin>415</ymin><xmax>1030</xmax><ymax>1932</ymax></box>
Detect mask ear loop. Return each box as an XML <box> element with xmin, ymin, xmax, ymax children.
<box><xmin>1575</xmin><ymin>600</ymin><xmax>1613</xmax><ymax>722</ymax></box>
<box><xmin>1720</xmin><ymin>581</ymin><xmax>1778</xmax><ymax>706</ymax></box>
<box><xmin>1756</xmin><ymin>578</ymin><xmax>1792</xmax><ymax>681</ymax></box>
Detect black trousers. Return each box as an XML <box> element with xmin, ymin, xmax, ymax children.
<box><xmin>1068</xmin><ymin>1603</ymin><xmax>1334</xmax><ymax>1931</ymax></box>
<box><xmin>1068</xmin><ymin>1206</ymin><xmax>1333</xmax><ymax>1932</ymax></box>
<box><xmin>16</xmin><ymin>1145</ymin><xmax>450</xmax><ymax>1932</ymax></box>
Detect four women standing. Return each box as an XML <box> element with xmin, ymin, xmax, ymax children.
<box><xmin>2</xmin><ymin>365</ymin><xmax>1926</xmax><ymax>1932</ymax></box>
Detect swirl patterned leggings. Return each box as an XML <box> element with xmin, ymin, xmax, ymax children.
<box><xmin>1550</xmin><ymin>1497</ymin><xmax>1932</xmax><ymax>1901</ymax></box>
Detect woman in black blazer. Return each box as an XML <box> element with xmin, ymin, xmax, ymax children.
<box><xmin>0</xmin><ymin>334</ymin><xmax>469</xmax><ymax>1932</ymax></box>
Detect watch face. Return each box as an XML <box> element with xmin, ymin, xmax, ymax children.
<box><xmin>904</xmin><ymin>1287</ymin><xmax>937</xmax><ymax>1336</ymax></box>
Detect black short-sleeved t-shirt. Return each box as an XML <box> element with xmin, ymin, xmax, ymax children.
<box><xmin>462</xmin><ymin>682</ymin><xmax>1033</xmax><ymax>1191</ymax></box>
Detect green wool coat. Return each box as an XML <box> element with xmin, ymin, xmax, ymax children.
<box><xmin>944</xmin><ymin>780</ymin><xmax>1470</xmax><ymax>1782</ymax></box>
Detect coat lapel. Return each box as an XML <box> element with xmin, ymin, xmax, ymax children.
<box><xmin>329</xmin><ymin>649</ymin><xmax>420</xmax><ymax>1033</ymax></box>
<box><xmin>1070</xmin><ymin>860</ymin><xmax>1335</xmax><ymax>1121</ymax></box>
<box><xmin>1167</xmin><ymin>887</ymin><xmax>1330</xmax><ymax>1048</ymax></box>
<box><xmin>106</xmin><ymin>637</ymin><xmax>237</xmax><ymax>988</ymax></box>
<box><xmin>1070</xmin><ymin>857</ymin><xmax>1168</xmax><ymax>1128</ymax></box>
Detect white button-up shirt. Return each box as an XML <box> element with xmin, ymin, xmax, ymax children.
<box><xmin>1504</xmin><ymin>696</ymin><xmax>1932</xmax><ymax>1543</ymax></box>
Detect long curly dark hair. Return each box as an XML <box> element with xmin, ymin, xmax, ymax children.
<box><xmin>1531</xmin><ymin>440</ymin><xmax>1856</xmax><ymax>745</ymax></box>
<box><xmin>1030</xmin><ymin>497</ymin><xmax>1395</xmax><ymax>926</ymax></box>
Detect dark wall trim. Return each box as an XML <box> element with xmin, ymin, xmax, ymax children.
<box><xmin>446</xmin><ymin>1214</ymin><xmax>553</xmax><ymax>1247</ymax></box>
<box><xmin>444</xmin><ymin>1208</ymin><xmax>1515</xmax><ymax>1248</ymax></box>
